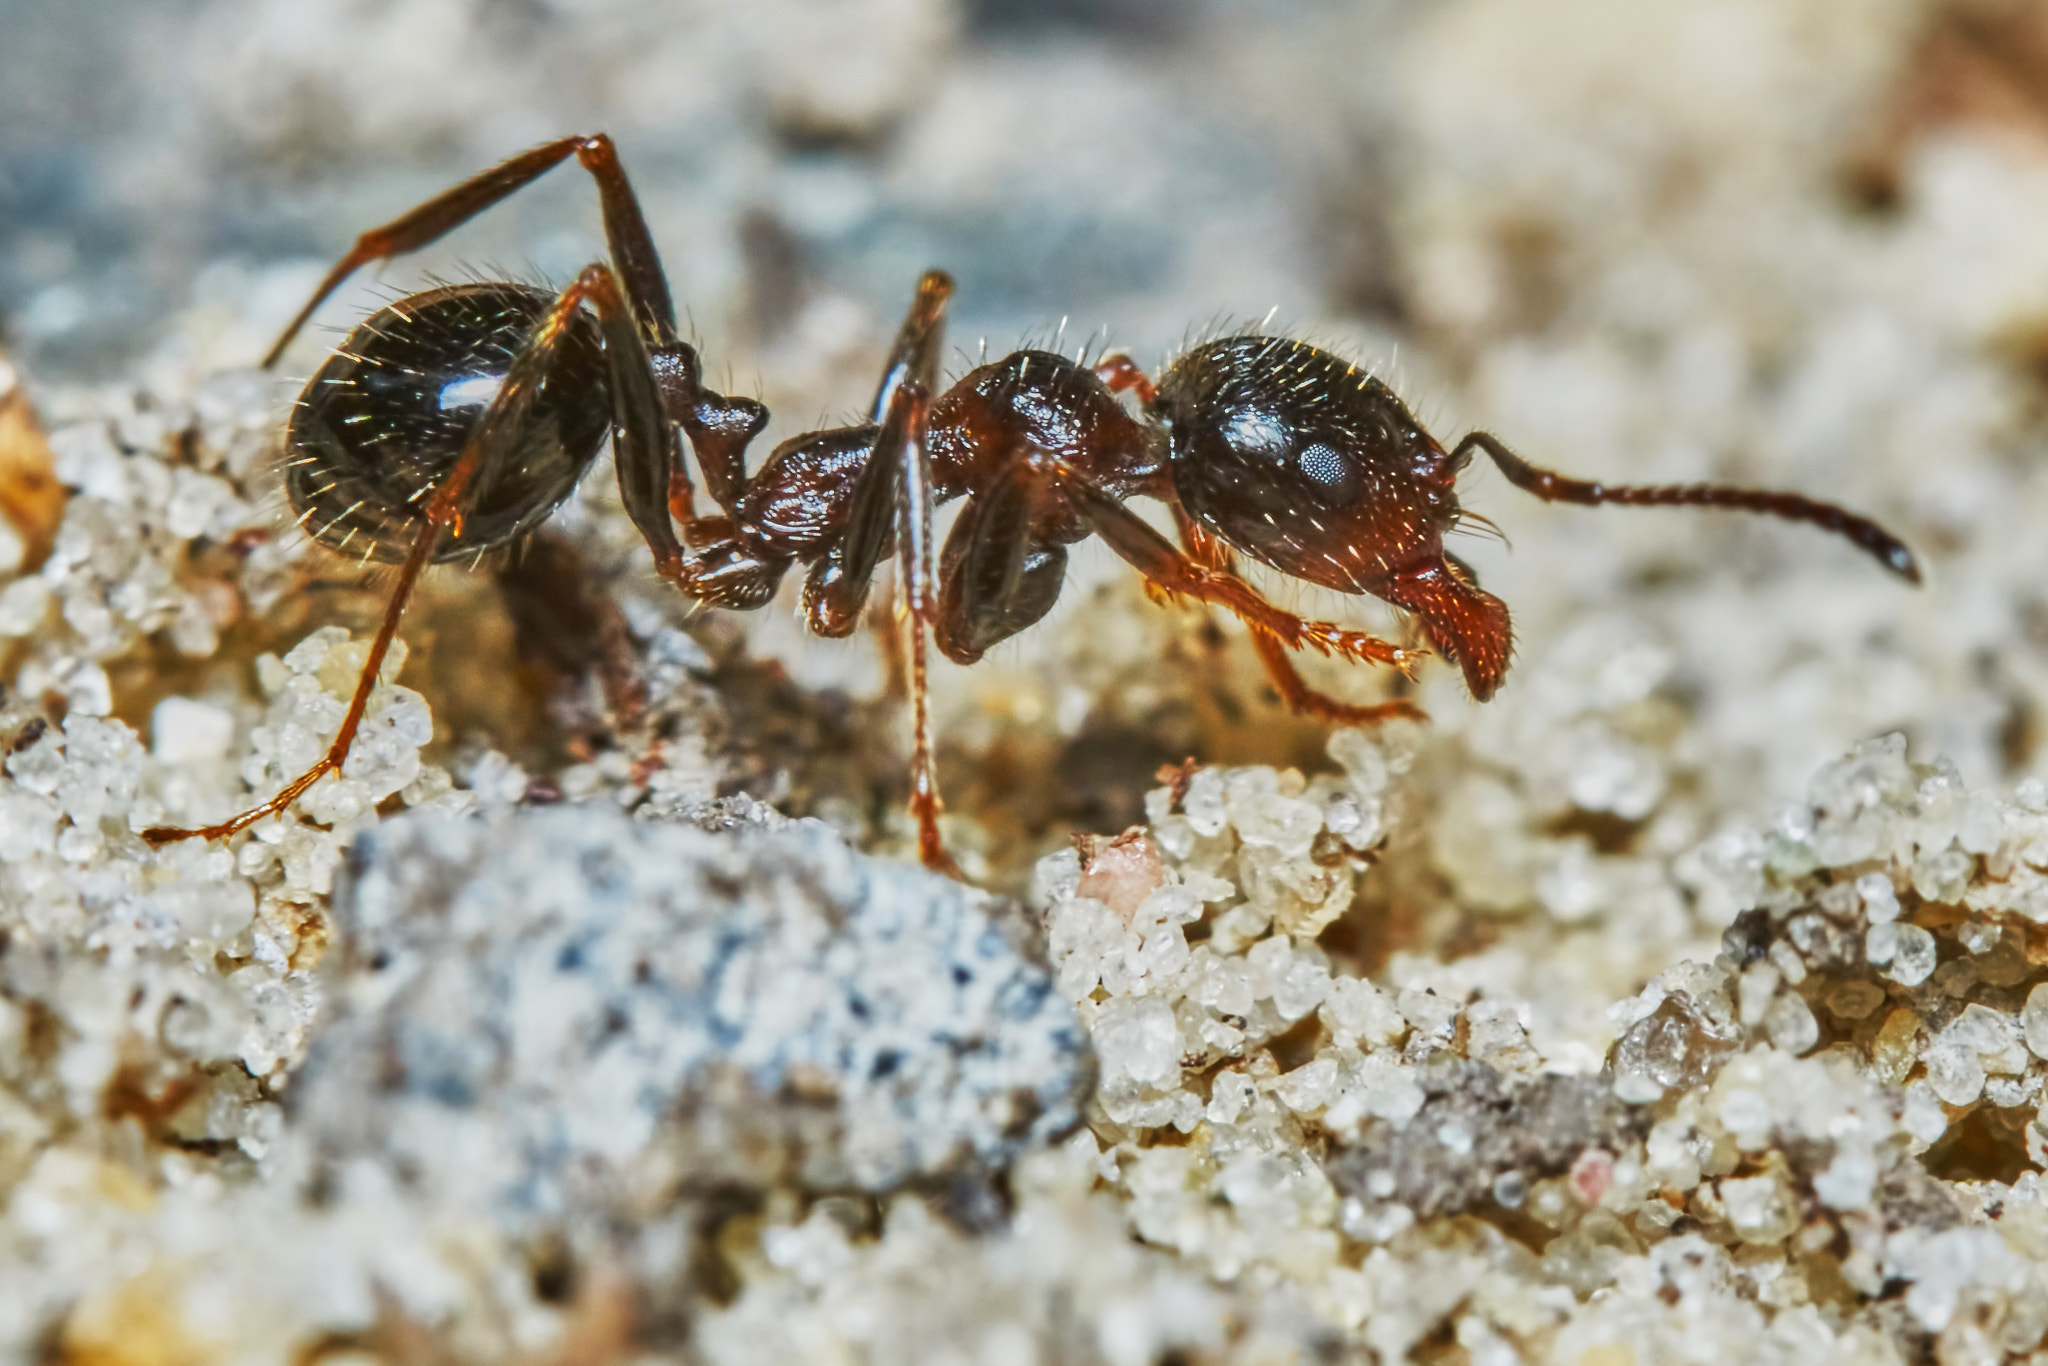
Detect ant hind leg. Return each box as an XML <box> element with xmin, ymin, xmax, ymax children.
<box><xmin>265</xmin><ymin>133</ymin><xmax>680</xmax><ymax>367</ymax></box>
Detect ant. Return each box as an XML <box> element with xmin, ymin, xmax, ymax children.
<box><xmin>139</xmin><ymin>135</ymin><xmax>1921</xmax><ymax>873</ymax></box>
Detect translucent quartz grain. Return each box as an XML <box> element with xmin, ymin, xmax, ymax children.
<box><xmin>1230</xmin><ymin>790</ymin><xmax>1321</xmax><ymax>859</ymax></box>
<box><xmin>1824</xmin><ymin>980</ymin><xmax>1886</xmax><ymax>1022</ymax></box>
<box><xmin>2025</xmin><ymin>984</ymin><xmax>2048</xmax><ymax>1061</ymax></box>
<box><xmin>1718</xmin><ymin>1089</ymin><xmax>1771</xmax><ymax>1149</ymax></box>
<box><xmin>1924</xmin><ymin>1039</ymin><xmax>1986</xmax><ymax>1106</ymax></box>
<box><xmin>1956</xmin><ymin>920</ymin><xmax>2001</xmax><ymax>955</ymax></box>
<box><xmin>1762</xmin><ymin>994</ymin><xmax>1819</xmax><ymax>1056</ymax></box>
<box><xmin>1181</xmin><ymin>768</ymin><xmax>1228</xmax><ymax>837</ymax></box>
<box><xmin>1737</xmin><ymin>962</ymin><xmax>1780</xmax><ymax>1027</ymax></box>
<box><xmin>1911</xmin><ymin>847</ymin><xmax>1972</xmax><ymax>905</ymax></box>
<box><xmin>1093</xmin><ymin>996</ymin><xmax>1182</xmax><ymax>1086</ymax></box>
<box><xmin>1958</xmin><ymin>791</ymin><xmax>2006</xmax><ymax>855</ymax></box>
<box><xmin>1855</xmin><ymin>872</ymin><xmax>1900</xmax><ymax>924</ymax></box>
<box><xmin>1812</xmin><ymin>1145</ymin><xmax>1876</xmax><ymax>1211</ymax></box>
<box><xmin>1320</xmin><ymin>978</ymin><xmax>1406</xmax><ymax>1051</ymax></box>
<box><xmin>1719</xmin><ymin>1174</ymin><xmax>1799</xmax><ymax>1244</ymax></box>
<box><xmin>1883</xmin><ymin>925</ymin><xmax>1938</xmax><ymax>986</ymax></box>
<box><xmin>1900</xmin><ymin>1083</ymin><xmax>1951</xmax><ymax>1147</ymax></box>
<box><xmin>0</xmin><ymin>577</ymin><xmax>50</xmax><ymax>635</ymax></box>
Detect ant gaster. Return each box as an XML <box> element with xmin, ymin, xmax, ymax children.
<box><xmin>139</xmin><ymin>136</ymin><xmax>1921</xmax><ymax>873</ymax></box>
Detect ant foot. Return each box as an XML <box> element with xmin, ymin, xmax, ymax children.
<box><xmin>1296</xmin><ymin>621</ymin><xmax>1425</xmax><ymax>676</ymax></box>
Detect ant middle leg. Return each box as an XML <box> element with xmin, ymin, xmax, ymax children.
<box><xmin>930</xmin><ymin>456</ymin><xmax>1068</xmax><ymax>666</ymax></box>
<box><xmin>144</xmin><ymin>264</ymin><xmax>668</xmax><ymax>847</ymax></box>
<box><xmin>788</xmin><ymin>270</ymin><xmax>957</xmax><ymax>872</ymax></box>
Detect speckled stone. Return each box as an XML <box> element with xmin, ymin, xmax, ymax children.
<box><xmin>1327</xmin><ymin>1060</ymin><xmax>1644</xmax><ymax>1221</ymax></box>
<box><xmin>294</xmin><ymin>805</ymin><xmax>1090</xmax><ymax>1219</ymax></box>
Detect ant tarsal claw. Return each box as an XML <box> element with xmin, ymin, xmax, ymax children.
<box><xmin>1141</xmin><ymin>580</ymin><xmax>1181</xmax><ymax>610</ymax></box>
<box><xmin>1387</xmin><ymin>647</ymin><xmax>1430</xmax><ymax>681</ymax></box>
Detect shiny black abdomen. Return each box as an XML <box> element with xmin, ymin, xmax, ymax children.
<box><xmin>285</xmin><ymin>283</ymin><xmax>610</xmax><ymax>564</ymax></box>
<box><xmin>1154</xmin><ymin>336</ymin><xmax>1458</xmax><ymax>593</ymax></box>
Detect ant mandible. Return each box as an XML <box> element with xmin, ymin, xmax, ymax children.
<box><xmin>139</xmin><ymin>135</ymin><xmax>1921</xmax><ymax>874</ymax></box>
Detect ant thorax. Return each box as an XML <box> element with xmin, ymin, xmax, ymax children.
<box><xmin>925</xmin><ymin>349</ymin><xmax>1162</xmax><ymax>508</ymax></box>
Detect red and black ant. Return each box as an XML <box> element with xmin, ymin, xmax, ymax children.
<box><xmin>139</xmin><ymin>135</ymin><xmax>1921</xmax><ymax>873</ymax></box>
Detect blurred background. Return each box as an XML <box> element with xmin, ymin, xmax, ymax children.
<box><xmin>0</xmin><ymin>0</ymin><xmax>1402</xmax><ymax>380</ymax></box>
<box><xmin>4</xmin><ymin>0</ymin><xmax>2048</xmax><ymax>895</ymax></box>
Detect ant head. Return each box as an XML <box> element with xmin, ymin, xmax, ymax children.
<box><xmin>1156</xmin><ymin>335</ymin><xmax>1470</xmax><ymax>595</ymax></box>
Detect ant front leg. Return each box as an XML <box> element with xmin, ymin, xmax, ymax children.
<box><xmin>1053</xmin><ymin>465</ymin><xmax>1424</xmax><ymax>676</ymax></box>
<box><xmin>1167</xmin><ymin>507</ymin><xmax>1424</xmax><ymax>727</ymax></box>
<box><xmin>800</xmin><ymin>269</ymin><xmax>955</xmax><ymax>634</ymax></box>
<box><xmin>265</xmin><ymin>134</ymin><xmax>679</xmax><ymax>366</ymax></box>
<box><xmin>930</xmin><ymin>456</ymin><xmax>1069</xmax><ymax>665</ymax></box>
<box><xmin>1243</xmin><ymin>629</ymin><xmax>1424</xmax><ymax>726</ymax></box>
<box><xmin>144</xmin><ymin>264</ymin><xmax>657</xmax><ymax>848</ymax></box>
<box><xmin>1455</xmin><ymin>431</ymin><xmax>1923</xmax><ymax>582</ymax></box>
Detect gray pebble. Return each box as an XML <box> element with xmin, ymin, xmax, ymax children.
<box><xmin>294</xmin><ymin>805</ymin><xmax>1089</xmax><ymax>1229</ymax></box>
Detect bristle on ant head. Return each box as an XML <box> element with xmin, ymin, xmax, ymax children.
<box><xmin>1450</xmin><ymin>509</ymin><xmax>1511</xmax><ymax>550</ymax></box>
